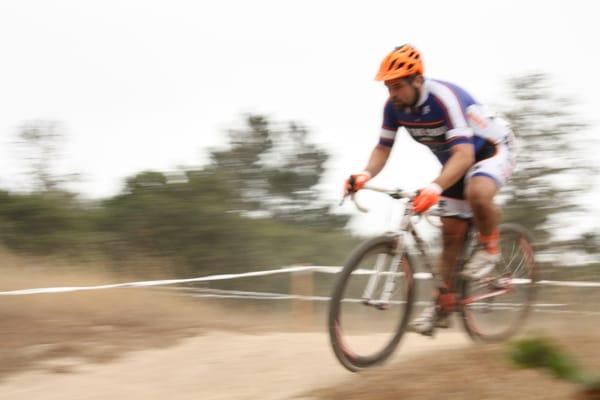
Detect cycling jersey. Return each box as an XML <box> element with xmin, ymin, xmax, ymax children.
<box><xmin>379</xmin><ymin>78</ymin><xmax>511</xmax><ymax>164</ymax></box>
<box><xmin>378</xmin><ymin>78</ymin><xmax>516</xmax><ymax>208</ymax></box>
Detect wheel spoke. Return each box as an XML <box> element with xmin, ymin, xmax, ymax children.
<box><xmin>461</xmin><ymin>224</ymin><xmax>537</xmax><ymax>342</ymax></box>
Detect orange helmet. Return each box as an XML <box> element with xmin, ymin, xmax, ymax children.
<box><xmin>375</xmin><ymin>44</ymin><xmax>424</xmax><ymax>81</ymax></box>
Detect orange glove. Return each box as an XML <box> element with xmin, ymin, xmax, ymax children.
<box><xmin>344</xmin><ymin>171</ymin><xmax>371</xmax><ymax>194</ymax></box>
<box><xmin>412</xmin><ymin>183</ymin><xmax>442</xmax><ymax>213</ymax></box>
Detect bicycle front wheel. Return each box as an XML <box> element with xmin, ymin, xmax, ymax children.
<box><xmin>461</xmin><ymin>223</ymin><xmax>538</xmax><ymax>342</ymax></box>
<box><xmin>328</xmin><ymin>235</ymin><xmax>415</xmax><ymax>372</ymax></box>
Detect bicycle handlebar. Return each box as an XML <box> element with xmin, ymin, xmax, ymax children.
<box><xmin>343</xmin><ymin>185</ymin><xmax>416</xmax><ymax>213</ymax></box>
<box><xmin>342</xmin><ymin>185</ymin><xmax>444</xmax><ymax>227</ymax></box>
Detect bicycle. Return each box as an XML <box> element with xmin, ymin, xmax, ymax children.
<box><xmin>328</xmin><ymin>184</ymin><xmax>538</xmax><ymax>372</ymax></box>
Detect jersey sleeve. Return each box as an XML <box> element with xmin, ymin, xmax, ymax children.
<box><xmin>379</xmin><ymin>100</ymin><xmax>399</xmax><ymax>148</ymax></box>
<box><xmin>465</xmin><ymin>104</ymin><xmax>510</xmax><ymax>144</ymax></box>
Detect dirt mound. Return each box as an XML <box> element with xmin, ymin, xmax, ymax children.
<box><xmin>308</xmin><ymin>329</ymin><xmax>600</xmax><ymax>400</ymax></box>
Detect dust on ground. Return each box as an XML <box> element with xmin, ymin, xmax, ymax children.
<box><xmin>0</xmin><ymin>254</ymin><xmax>298</xmax><ymax>382</ymax></box>
<box><xmin>0</xmin><ymin>330</ymin><xmax>473</xmax><ymax>400</ymax></box>
<box><xmin>1</xmin><ymin>252</ymin><xmax>599</xmax><ymax>400</ymax></box>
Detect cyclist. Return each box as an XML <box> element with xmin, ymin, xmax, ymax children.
<box><xmin>344</xmin><ymin>44</ymin><xmax>516</xmax><ymax>335</ymax></box>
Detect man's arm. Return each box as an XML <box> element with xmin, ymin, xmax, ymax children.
<box><xmin>433</xmin><ymin>143</ymin><xmax>475</xmax><ymax>190</ymax></box>
<box><xmin>364</xmin><ymin>144</ymin><xmax>392</xmax><ymax>178</ymax></box>
<box><xmin>344</xmin><ymin>144</ymin><xmax>391</xmax><ymax>194</ymax></box>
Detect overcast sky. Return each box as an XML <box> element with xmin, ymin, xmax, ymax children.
<box><xmin>0</xmin><ymin>0</ymin><xmax>598</xmax><ymax>233</ymax></box>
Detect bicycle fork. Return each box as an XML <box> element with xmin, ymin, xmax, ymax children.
<box><xmin>361</xmin><ymin>210</ymin><xmax>413</xmax><ymax>310</ymax></box>
<box><xmin>361</xmin><ymin>245</ymin><xmax>404</xmax><ymax>310</ymax></box>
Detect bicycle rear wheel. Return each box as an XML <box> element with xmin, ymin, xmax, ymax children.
<box><xmin>328</xmin><ymin>235</ymin><xmax>415</xmax><ymax>371</ymax></box>
<box><xmin>460</xmin><ymin>223</ymin><xmax>538</xmax><ymax>342</ymax></box>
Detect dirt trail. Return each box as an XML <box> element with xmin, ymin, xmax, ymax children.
<box><xmin>0</xmin><ymin>330</ymin><xmax>470</xmax><ymax>400</ymax></box>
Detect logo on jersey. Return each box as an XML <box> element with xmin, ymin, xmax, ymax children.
<box><xmin>406</xmin><ymin>126</ymin><xmax>447</xmax><ymax>138</ymax></box>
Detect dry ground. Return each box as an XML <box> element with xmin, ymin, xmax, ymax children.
<box><xmin>1</xmin><ymin>252</ymin><xmax>599</xmax><ymax>399</ymax></box>
<box><xmin>0</xmin><ymin>260</ymin><xmax>301</xmax><ymax>381</ymax></box>
<box><xmin>307</xmin><ymin>330</ymin><xmax>600</xmax><ymax>400</ymax></box>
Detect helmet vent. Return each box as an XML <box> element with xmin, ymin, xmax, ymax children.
<box><xmin>375</xmin><ymin>44</ymin><xmax>424</xmax><ymax>81</ymax></box>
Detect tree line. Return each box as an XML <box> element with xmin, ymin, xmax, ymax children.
<box><xmin>0</xmin><ymin>74</ymin><xmax>597</xmax><ymax>276</ymax></box>
<box><xmin>0</xmin><ymin>115</ymin><xmax>358</xmax><ymax>275</ymax></box>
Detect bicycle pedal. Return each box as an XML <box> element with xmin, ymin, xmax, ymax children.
<box><xmin>361</xmin><ymin>299</ymin><xmax>375</xmax><ymax>307</ymax></box>
<box><xmin>422</xmin><ymin>328</ymin><xmax>436</xmax><ymax>337</ymax></box>
<box><xmin>362</xmin><ymin>299</ymin><xmax>390</xmax><ymax>310</ymax></box>
<box><xmin>408</xmin><ymin>326</ymin><xmax>435</xmax><ymax>337</ymax></box>
<box><xmin>491</xmin><ymin>277</ymin><xmax>511</xmax><ymax>289</ymax></box>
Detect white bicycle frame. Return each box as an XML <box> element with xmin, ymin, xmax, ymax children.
<box><xmin>348</xmin><ymin>184</ymin><xmax>451</xmax><ymax>308</ymax></box>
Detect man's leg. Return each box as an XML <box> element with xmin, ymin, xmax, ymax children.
<box><xmin>466</xmin><ymin>175</ymin><xmax>499</xmax><ymax>238</ymax></box>
<box><xmin>462</xmin><ymin>175</ymin><xmax>501</xmax><ymax>279</ymax></box>
<box><xmin>439</xmin><ymin>216</ymin><xmax>471</xmax><ymax>286</ymax></box>
<box><xmin>408</xmin><ymin>215</ymin><xmax>469</xmax><ymax>334</ymax></box>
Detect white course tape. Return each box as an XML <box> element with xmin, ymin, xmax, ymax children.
<box><xmin>185</xmin><ymin>288</ymin><xmax>570</xmax><ymax>308</ymax></box>
<box><xmin>0</xmin><ymin>265</ymin><xmax>599</xmax><ymax>296</ymax></box>
<box><xmin>0</xmin><ymin>265</ymin><xmax>316</xmax><ymax>296</ymax></box>
<box><xmin>537</xmin><ymin>279</ymin><xmax>600</xmax><ymax>288</ymax></box>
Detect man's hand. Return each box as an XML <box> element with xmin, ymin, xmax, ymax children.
<box><xmin>344</xmin><ymin>172</ymin><xmax>371</xmax><ymax>195</ymax></box>
<box><xmin>412</xmin><ymin>183</ymin><xmax>442</xmax><ymax>213</ymax></box>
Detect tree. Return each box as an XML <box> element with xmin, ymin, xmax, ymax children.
<box><xmin>211</xmin><ymin>115</ymin><xmax>349</xmax><ymax>229</ymax></box>
<box><xmin>99</xmin><ymin>169</ymin><xmax>249</xmax><ymax>273</ymax></box>
<box><xmin>16</xmin><ymin>120</ymin><xmax>77</xmax><ymax>192</ymax></box>
<box><xmin>501</xmin><ymin>73</ymin><xmax>598</xmax><ymax>259</ymax></box>
<box><xmin>0</xmin><ymin>115</ymin><xmax>358</xmax><ymax>274</ymax></box>
<box><xmin>209</xmin><ymin>115</ymin><xmax>272</xmax><ymax>212</ymax></box>
<box><xmin>95</xmin><ymin>115</ymin><xmax>354</xmax><ymax>274</ymax></box>
<box><xmin>0</xmin><ymin>189</ymin><xmax>88</xmax><ymax>254</ymax></box>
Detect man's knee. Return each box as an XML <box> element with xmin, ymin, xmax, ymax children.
<box><xmin>468</xmin><ymin>191</ymin><xmax>490</xmax><ymax>212</ymax></box>
<box><xmin>466</xmin><ymin>176</ymin><xmax>497</xmax><ymax>209</ymax></box>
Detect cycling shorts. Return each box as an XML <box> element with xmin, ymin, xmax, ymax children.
<box><xmin>437</xmin><ymin>135</ymin><xmax>516</xmax><ymax>219</ymax></box>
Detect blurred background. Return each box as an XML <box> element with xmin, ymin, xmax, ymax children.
<box><xmin>0</xmin><ymin>0</ymin><xmax>597</xmax><ymax>278</ymax></box>
<box><xmin>0</xmin><ymin>1</ymin><xmax>599</xmax><ymax>398</ymax></box>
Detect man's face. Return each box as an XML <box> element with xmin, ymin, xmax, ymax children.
<box><xmin>385</xmin><ymin>76</ymin><xmax>422</xmax><ymax>109</ymax></box>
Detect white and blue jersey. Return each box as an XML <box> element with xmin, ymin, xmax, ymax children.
<box><xmin>379</xmin><ymin>78</ymin><xmax>516</xmax><ymax>211</ymax></box>
<box><xmin>380</xmin><ymin>78</ymin><xmax>510</xmax><ymax>163</ymax></box>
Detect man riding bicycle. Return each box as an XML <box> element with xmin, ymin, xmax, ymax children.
<box><xmin>344</xmin><ymin>44</ymin><xmax>516</xmax><ymax>335</ymax></box>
